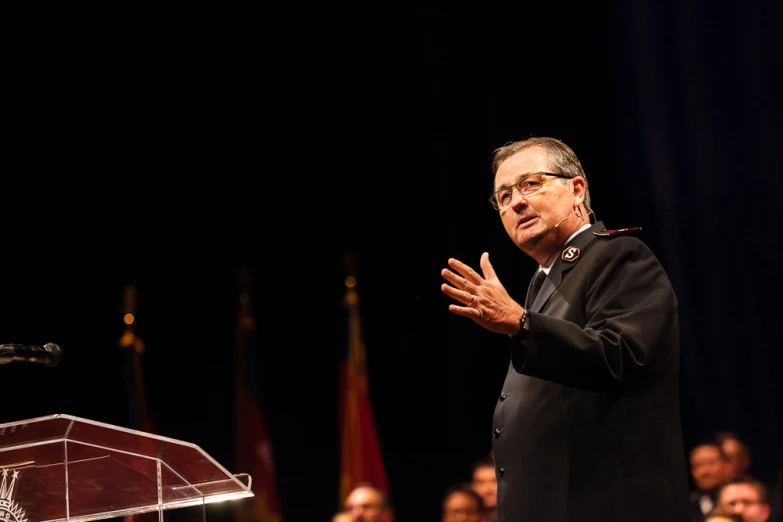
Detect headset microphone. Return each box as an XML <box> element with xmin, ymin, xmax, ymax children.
<box><xmin>555</xmin><ymin>193</ymin><xmax>580</xmax><ymax>228</ymax></box>
<box><xmin>554</xmin><ymin>214</ymin><xmax>571</xmax><ymax>228</ymax></box>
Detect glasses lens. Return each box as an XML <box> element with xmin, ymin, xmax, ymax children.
<box><xmin>494</xmin><ymin>189</ymin><xmax>513</xmax><ymax>209</ymax></box>
<box><xmin>519</xmin><ymin>176</ymin><xmax>545</xmax><ymax>195</ymax></box>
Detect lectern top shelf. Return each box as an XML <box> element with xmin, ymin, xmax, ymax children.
<box><xmin>0</xmin><ymin>413</ymin><xmax>253</xmax><ymax>522</ymax></box>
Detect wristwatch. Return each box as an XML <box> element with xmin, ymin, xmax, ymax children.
<box><xmin>510</xmin><ymin>308</ymin><xmax>531</xmax><ymax>342</ymax></box>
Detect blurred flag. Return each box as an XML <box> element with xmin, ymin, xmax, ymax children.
<box><xmin>338</xmin><ymin>255</ymin><xmax>389</xmax><ymax>505</ymax></box>
<box><xmin>235</xmin><ymin>267</ymin><xmax>283</xmax><ymax>522</ymax></box>
<box><xmin>119</xmin><ymin>284</ymin><xmax>158</xmax><ymax>522</ymax></box>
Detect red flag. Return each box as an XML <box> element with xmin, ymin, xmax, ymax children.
<box><xmin>235</xmin><ymin>268</ymin><xmax>283</xmax><ymax>522</ymax></box>
<box><xmin>338</xmin><ymin>270</ymin><xmax>389</xmax><ymax>504</ymax></box>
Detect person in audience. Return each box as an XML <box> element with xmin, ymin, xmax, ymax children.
<box><xmin>342</xmin><ymin>483</ymin><xmax>394</xmax><ymax>522</ymax></box>
<box><xmin>690</xmin><ymin>441</ymin><xmax>731</xmax><ymax>521</ymax></box>
<box><xmin>714</xmin><ymin>431</ymin><xmax>753</xmax><ymax>481</ymax></box>
<box><xmin>718</xmin><ymin>475</ymin><xmax>771</xmax><ymax>522</ymax></box>
<box><xmin>442</xmin><ymin>482</ymin><xmax>486</xmax><ymax>522</ymax></box>
<box><xmin>470</xmin><ymin>456</ymin><xmax>497</xmax><ymax>521</ymax></box>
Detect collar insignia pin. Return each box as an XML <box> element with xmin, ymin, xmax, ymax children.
<box><xmin>561</xmin><ymin>246</ymin><xmax>580</xmax><ymax>262</ymax></box>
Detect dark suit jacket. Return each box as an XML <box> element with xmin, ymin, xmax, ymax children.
<box><xmin>689</xmin><ymin>489</ymin><xmax>717</xmax><ymax>522</ymax></box>
<box><xmin>493</xmin><ymin>221</ymin><xmax>691</xmax><ymax>522</ymax></box>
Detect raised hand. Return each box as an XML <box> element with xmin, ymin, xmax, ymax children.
<box><xmin>440</xmin><ymin>252</ymin><xmax>525</xmax><ymax>336</ymax></box>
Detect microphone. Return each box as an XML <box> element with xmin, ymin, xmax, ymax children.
<box><xmin>554</xmin><ymin>202</ymin><xmax>584</xmax><ymax>228</ymax></box>
<box><xmin>555</xmin><ymin>195</ymin><xmax>580</xmax><ymax>228</ymax></box>
<box><xmin>0</xmin><ymin>343</ymin><xmax>63</xmax><ymax>367</ymax></box>
<box><xmin>554</xmin><ymin>213</ymin><xmax>571</xmax><ymax>228</ymax></box>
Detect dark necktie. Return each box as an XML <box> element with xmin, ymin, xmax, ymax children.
<box><xmin>525</xmin><ymin>270</ymin><xmax>547</xmax><ymax>309</ymax></box>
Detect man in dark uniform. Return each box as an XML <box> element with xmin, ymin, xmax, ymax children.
<box><xmin>440</xmin><ymin>136</ymin><xmax>691</xmax><ymax>521</ymax></box>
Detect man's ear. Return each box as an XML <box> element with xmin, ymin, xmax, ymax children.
<box><xmin>571</xmin><ymin>177</ymin><xmax>586</xmax><ymax>207</ymax></box>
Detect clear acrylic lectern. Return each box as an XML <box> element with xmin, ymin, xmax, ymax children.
<box><xmin>0</xmin><ymin>414</ymin><xmax>253</xmax><ymax>521</ymax></box>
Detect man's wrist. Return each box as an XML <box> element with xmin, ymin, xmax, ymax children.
<box><xmin>510</xmin><ymin>308</ymin><xmax>531</xmax><ymax>342</ymax></box>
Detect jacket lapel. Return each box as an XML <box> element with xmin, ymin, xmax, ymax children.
<box><xmin>529</xmin><ymin>221</ymin><xmax>605</xmax><ymax>312</ymax></box>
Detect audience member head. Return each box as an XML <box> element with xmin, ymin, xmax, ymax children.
<box><xmin>705</xmin><ymin>506</ymin><xmax>743</xmax><ymax>522</ymax></box>
<box><xmin>442</xmin><ymin>482</ymin><xmax>485</xmax><ymax>522</ymax></box>
<box><xmin>718</xmin><ymin>475</ymin><xmax>770</xmax><ymax>522</ymax></box>
<box><xmin>470</xmin><ymin>457</ymin><xmax>497</xmax><ymax>511</ymax></box>
<box><xmin>714</xmin><ymin>431</ymin><xmax>752</xmax><ymax>480</ymax></box>
<box><xmin>690</xmin><ymin>441</ymin><xmax>730</xmax><ymax>492</ymax></box>
<box><xmin>343</xmin><ymin>483</ymin><xmax>394</xmax><ymax>522</ymax></box>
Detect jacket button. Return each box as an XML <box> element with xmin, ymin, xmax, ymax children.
<box><xmin>499</xmin><ymin>392</ymin><xmax>509</xmax><ymax>401</ymax></box>
<box><xmin>497</xmin><ymin>467</ymin><xmax>505</xmax><ymax>477</ymax></box>
<box><xmin>494</xmin><ymin>428</ymin><xmax>502</xmax><ymax>438</ymax></box>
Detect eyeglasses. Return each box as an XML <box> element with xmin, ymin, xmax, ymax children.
<box><xmin>691</xmin><ymin>458</ymin><xmax>725</xmax><ymax>470</ymax></box>
<box><xmin>489</xmin><ymin>172</ymin><xmax>572</xmax><ymax>211</ymax></box>
<box><xmin>445</xmin><ymin>507</ymin><xmax>481</xmax><ymax>516</ymax></box>
<box><xmin>724</xmin><ymin>499</ymin><xmax>765</xmax><ymax>508</ymax></box>
<box><xmin>345</xmin><ymin>502</ymin><xmax>383</xmax><ymax>512</ymax></box>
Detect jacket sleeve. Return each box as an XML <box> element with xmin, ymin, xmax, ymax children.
<box><xmin>512</xmin><ymin>237</ymin><xmax>678</xmax><ymax>392</ymax></box>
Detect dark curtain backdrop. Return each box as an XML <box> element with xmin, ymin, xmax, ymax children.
<box><xmin>613</xmin><ymin>0</ymin><xmax>783</xmax><ymax>486</ymax></box>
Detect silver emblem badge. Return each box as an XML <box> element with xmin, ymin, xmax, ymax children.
<box><xmin>561</xmin><ymin>246</ymin><xmax>580</xmax><ymax>262</ymax></box>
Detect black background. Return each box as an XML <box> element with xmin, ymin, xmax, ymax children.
<box><xmin>3</xmin><ymin>2</ymin><xmax>781</xmax><ymax>521</ymax></box>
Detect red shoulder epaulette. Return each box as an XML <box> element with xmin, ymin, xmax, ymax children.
<box><xmin>593</xmin><ymin>227</ymin><xmax>642</xmax><ymax>237</ymax></box>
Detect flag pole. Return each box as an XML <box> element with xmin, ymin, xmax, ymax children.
<box><xmin>119</xmin><ymin>284</ymin><xmax>160</xmax><ymax>522</ymax></box>
<box><xmin>235</xmin><ymin>266</ymin><xmax>283</xmax><ymax>522</ymax></box>
<box><xmin>338</xmin><ymin>251</ymin><xmax>389</xmax><ymax>508</ymax></box>
<box><xmin>235</xmin><ymin>266</ymin><xmax>252</xmax><ymax>522</ymax></box>
<box><xmin>119</xmin><ymin>284</ymin><xmax>153</xmax><ymax>433</ymax></box>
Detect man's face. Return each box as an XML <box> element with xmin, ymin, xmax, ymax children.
<box><xmin>722</xmin><ymin>439</ymin><xmax>751</xmax><ymax>479</ymax></box>
<box><xmin>344</xmin><ymin>487</ymin><xmax>389</xmax><ymax>522</ymax></box>
<box><xmin>494</xmin><ymin>147</ymin><xmax>576</xmax><ymax>260</ymax></box>
<box><xmin>442</xmin><ymin>492</ymin><xmax>483</xmax><ymax>522</ymax></box>
<box><xmin>690</xmin><ymin>446</ymin><xmax>728</xmax><ymax>491</ymax></box>
<box><xmin>719</xmin><ymin>483</ymin><xmax>770</xmax><ymax>522</ymax></box>
<box><xmin>471</xmin><ymin>466</ymin><xmax>497</xmax><ymax>509</ymax></box>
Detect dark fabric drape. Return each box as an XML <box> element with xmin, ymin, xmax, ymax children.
<box><xmin>613</xmin><ymin>0</ymin><xmax>782</xmax><ymax>486</ymax></box>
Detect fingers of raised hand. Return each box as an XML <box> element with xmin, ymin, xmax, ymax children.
<box><xmin>441</xmin><ymin>268</ymin><xmax>473</xmax><ymax>294</ymax></box>
<box><xmin>440</xmin><ymin>281</ymin><xmax>474</xmax><ymax>305</ymax></box>
<box><xmin>447</xmin><ymin>295</ymin><xmax>483</xmax><ymax>319</ymax></box>
<box><xmin>447</xmin><ymin>258</ymin><xmax>483</xmax><ymax>284</ymax></box>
